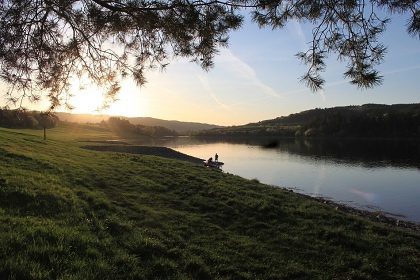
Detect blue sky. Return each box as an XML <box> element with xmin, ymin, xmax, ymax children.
<box><xmin>3</xmin><ymin>11</ymin><xmax>420</xmax><ymax>126</ymax></box>
<box><xmin>107</xmin><ymin>12</ymin><xmax>419</xmax><ymax>126</ymax></box>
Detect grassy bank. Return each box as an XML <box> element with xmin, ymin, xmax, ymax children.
<box><xmin>0</xmin><ymin>124</ymin><xmax>419</xmax><ymax>279</ymax></box>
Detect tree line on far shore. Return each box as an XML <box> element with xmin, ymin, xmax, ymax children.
<box><xmin>296</xmin><ymin>110</ymin><xmax>420</xmax><ymax>137</ymax></box>
<box><xmin>103</xmin><ymin>117</ymin><xmax>178</xmax><ymax>138</ymax></box>
<box><xmin>3</xmin><ymin>103</ymin><xmax>420</xmax><ymax>139</ymax></box>
<box><xmin>197</xmin><ymin>104</ymin><xmax>420</xmax><ymax>138</ymax></box>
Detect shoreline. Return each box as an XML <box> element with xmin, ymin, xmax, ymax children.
<box><xmin>293</xmin><ymin>190</ymin><xmax>420</xmax><ymax>233</ymax></box>
<box><xmin>83</xmin><ymin>143</ymin><xmax>420</xmax><ymax>233</ymax></box>
<box><xmin>82</xmin><ymin>143</ymin><xmax>205</xmax><ymax>165</ymax></box>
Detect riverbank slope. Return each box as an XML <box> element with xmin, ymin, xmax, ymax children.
<box><xmin>0</xmin><ymin>125</ymin><xmax>419</xmax><ymax>279</ymax></box>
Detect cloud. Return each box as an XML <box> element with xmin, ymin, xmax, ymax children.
<box><xmin>288</xmin><ymin>20</ymin><xmax>308</xmax><ymax>52</ymax></box>
<box><xmin>318</xmin><ymin>64</ymin><xmax>420</xmax><ymax>90</ymax></box>
<box><xmin>197</xmin><ymin>75</ymin><xmax>235</xmax><ymax>111</ymax></box>
<box><xmin>382</xmin><ymin>65</ymin><xmax>420</xmax><ymax>76</ymax></box>
<box><xmin>215</xmin><ymin>49</ymin><xmax>282</xmax><ymax>99</ymax></box>
<box><xmin>318</xmin><ymin>89</ymin><xmax>326</xmax><ymax>102</ymax></box>
<box><xmin>193</xmin><ymin>48</ymin><xmax>285</xmax><ymax>112</ymax></box>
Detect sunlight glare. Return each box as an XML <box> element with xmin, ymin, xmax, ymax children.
<box><xmin>66</xmin><ymin>78</ymin><xmax>147</xmax><ymax>117</ymax></box>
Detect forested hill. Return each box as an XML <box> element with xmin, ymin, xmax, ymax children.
<box><xmin>197</xmin><ymin>103</ymin><xmax>420</xmax><ymax>138</ymax></box>
<box><xmin>256</xmin><ymin>104</ymin><xmax>420</xmax><ymax>127</ymax></box>
<box><xmin>55</xmin><ymin>113</ymin><xmax>222</xmax><ymax>133</ymax></box>
<box><xmin>128</xmin><ymin>117</ymin><xmax>222</xmax><ymax>133</ymax></box>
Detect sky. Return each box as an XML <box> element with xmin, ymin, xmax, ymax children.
<box><xmin>2</xmin><ymin>11</ymin><xmax>420</xmax><ymax>126</ymax></box>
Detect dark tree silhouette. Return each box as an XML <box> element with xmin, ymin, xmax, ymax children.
<box><xmin>38</xmin><ymin>113</ymin><xmax>59</xmax><ymax>140</ymax></box>
<box><xmin>1</xmin><ymin>0</ymin><xmax>419</xmax><ymax>110</ymax></box>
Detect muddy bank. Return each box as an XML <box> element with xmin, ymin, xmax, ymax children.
<box><xmin>82</xmin><ymin>144</ymin><xmax>205</xmax><ymax>165</ymax></box>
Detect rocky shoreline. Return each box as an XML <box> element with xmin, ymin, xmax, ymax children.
<box><xmin>296</xmin><ymin>191</ymin><xmax>420</xmax><ymax>233</ymax></box>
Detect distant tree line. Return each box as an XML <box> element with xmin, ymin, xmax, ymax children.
<box><xmin>0</xmin><ymin>109</ymin><xmax>58</xmax><ymax>129</ymax></box>
<box><xmin>0</xmin><ymin>108</ymin><xmax>59</xmax><ymax>140</ymax></box>
<box><xmin>0</xmin><ymin>111</ymin><xmax>178</xmax><ymax>138</ymax></box>
<box><xmin>105</xmin><ymin>117</ymin><xmax>178</xmax><ymax>138</ymax></box>
<box><xmin>197</xmin><ymin>104</ymin><xmax>420</xmax><ymax>139</ymax></box>
<box><xmin>195</xmin><ymin>126</ymin><xmax>297</xmax><ymax>138</ymax></box>
<box><xmin>298</xmin><ymin>108</ymin><xmax>420</xmax><ymax>138</ymax></box>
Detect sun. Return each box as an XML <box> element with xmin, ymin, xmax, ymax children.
<box><xmin>66</xmin><ymin>78</ymin><xmax>147</xmax><ymax>117</ymax></box>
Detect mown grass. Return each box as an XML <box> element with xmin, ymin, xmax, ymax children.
<box><xmin>0</xmin><ymin>124</ymin><xmax>419</xmax><ymax>279</ymax></box>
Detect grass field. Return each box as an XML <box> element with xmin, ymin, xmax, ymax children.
<box><xmin>0</xmin><ymin>123</ymin><xmax>419</xmax><ymax>279</ymax></box>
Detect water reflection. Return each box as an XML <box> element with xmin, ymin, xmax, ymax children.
<box><xmin>129</xmin><ymin>136</ymin><xmax>420</xmax><ymax>222</ymax></box>
<box><xmin>158</xmin><ymin>137</ymin><xmax>420</xmax><ymax>170</ymax></box>
<box><xmin>284</xmin><ymin>138</ymin><xmax>420</xmax><ymax>169</ymax></box>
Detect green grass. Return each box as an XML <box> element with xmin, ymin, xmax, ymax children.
<box><xmin>0</xmin><ymin>125</ymin><xmax>419</xmax><ymax>279</ymax></box>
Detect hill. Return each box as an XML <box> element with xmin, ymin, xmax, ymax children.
<box><xmin>197</xmin><ymin>103</ymin><xmax>420</xmax><ymax>138</ymax></box>
<box><xmin>128</xmin><ymin>117</ymin><xmax>223</xmax><ymax>133</ymax></box>
<box><xmin>258</xmin><ymin>103</ymin><xmax>420</xmax><ymax>126</ymax></box>
<box><xmin>55</xmin><ymin>112</ymin><xmax>223</xmax><ymax>133</ymax></box>
<box><xmin>0</xmin><ymin>124</ymin><xmax>419</xmax><ymax>279</ymax></box>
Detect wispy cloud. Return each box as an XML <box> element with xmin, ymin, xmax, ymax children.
<box><xmin>321</xmin><ymin>64</ymin><xmax>420</xmax><ymax>89</ymax></box>
<box><xmin>215</xmin><ymin>49</ymin><xmax>282</xmax><ymax>99</ymax></box>
<box><xmin>226</xmin><ymin>96</ymin><xmax>272</xmax><ymax>107</ymax></box>
<box><xmin>276</xmin><ymin>63</ymin><xmax>420</xmax><ymax>103</ymax></box>
<box><xmin>288</xmin><ymin>20</ymin><xmax>308</xmax><ymax>52</ymax></box>
<box><xmin>198</xmin><ymin>75</ymin><xmax>235</xmax><ymax>111</ymax></box>
<box><xmin>318</xmin><ymin>89</ymin><xmax>326</xmax><ymax>102</ymax></box>
<box><xmin>382</xmin><ymin>65</ymin><xmax>420</xmax><ymax>76</ymax></box>
<box><xmin>193</xmin><ymin>48</ymin><xmax>285</xmax><ymax>112</ymax></box>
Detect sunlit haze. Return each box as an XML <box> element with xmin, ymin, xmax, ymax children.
<box><xmin>2</xmin><ymin>14</ymin><xmax>419</xmax><ymax>126</ymax></box>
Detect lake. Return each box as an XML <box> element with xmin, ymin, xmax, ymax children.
<box><xmin>142</xmin><ymin>137</ymin><xmax>420</xmax><ymax>223</ymax></box>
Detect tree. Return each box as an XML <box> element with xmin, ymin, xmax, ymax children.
<box><xmin>1</xmin><ymin>0</ymin><xmax>419</xmax><ymax>110</ymax></box>
<box><xmin>37</xmin><ymin>113</ymin><xmax>59</xmax><ymax>140</ymax></box>
<box><xmin>0</xmin><ymin>108</ymin><xmax>39</xmax><ymax>128</ymax></box>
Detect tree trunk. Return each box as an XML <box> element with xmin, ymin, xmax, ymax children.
<box><xmin>43</xmin><ymin>127</ymin><xmax>46</xmax><ymax>140</ymax></box>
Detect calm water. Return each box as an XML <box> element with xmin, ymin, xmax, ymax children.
<box><xmin>143</xmin><ymin>137</ymin><xmax>420</xmax><ymax>223</ymax></box>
